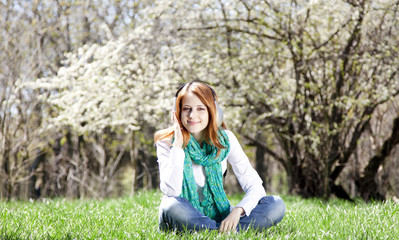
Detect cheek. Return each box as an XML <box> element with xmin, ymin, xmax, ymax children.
<box><xmin>180</xmin><ymin>111</ymin><xmax>186</xmax><ymax>120</ymax></box>
<box><xmin>181</xmin><ymin>112</ymin><xmax>188</xmax><ymax>121</ymax></box>
<box><xmin>202</xmin><ymin>112</ymin><xmax>210</xmax><ymax>123</ymax></box>
<box><xmin>180</xmin><ymin>112</ymin><xmax>189</xmax><ymax>123</ymax></box>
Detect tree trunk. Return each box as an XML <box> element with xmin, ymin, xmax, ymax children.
<box><xmin>2</xmin><ymin>147</ymin><xmax>12</xmax><ymax>201</ymax></box>
<box><xmin>356</xmin><ymin>116</ymin><xmax>399</xmax><ymax>201</ymax></box>
<box><xmin>29</xmin><ymin>150</ymin><xmax>45</xmax><ymax>199</ymax></box>
<box><xmin>150</xmin><ymin>155</ymin><xmax>159</xmax><ymax>190</ymax></box>
<box><xmin>255</xmin><ymin>143</ymin><xmax>267</xmax><ymax>191</ymax></box>
<box><xmin>130</xmin><ymin>131</ymin><xmax>137</xmax><ymax>194</ymax></box>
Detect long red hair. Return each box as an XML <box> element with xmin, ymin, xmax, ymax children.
<box><xmin>154</xmin><ymin>82</ymin><xmax>227</xmax><ymax>152</ymax></box>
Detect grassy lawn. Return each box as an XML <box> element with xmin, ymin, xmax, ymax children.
<box><xmin>1</xmin><ymin>190</ymin><xmax>398</xmax><ymax>239</ymax></box>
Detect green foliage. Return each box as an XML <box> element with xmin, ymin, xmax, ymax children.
<box><xmin>1</xmin><ymin>191</ymin><xmax>398</xmax><ymax>239</ymax></box>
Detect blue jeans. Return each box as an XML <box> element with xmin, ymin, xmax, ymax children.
<box><xmin>159</xmin><ymin>195</ymin><xmax>285</xmax><ymax>232</ymax></box>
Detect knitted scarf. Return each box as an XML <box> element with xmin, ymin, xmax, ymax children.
<box><xmin>179</xmin><ymin>129</ymin><xmax>231</xmax><ymax>222</ymax></box>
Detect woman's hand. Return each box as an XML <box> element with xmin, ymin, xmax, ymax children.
<box><xmin>172</xmin><ymin>111</ymin><xmax>183</xmax><ymax>149</ymax></box>
<box><xmin>219</xmin><ymin>207</ymin><xmax>244</xmax><ymax>233</ymax></box>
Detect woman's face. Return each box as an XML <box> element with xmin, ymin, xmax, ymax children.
<box><xmin>180</xmin><ymin>92</ymin><xmax>209</xmax><ymax>142</ymax></box>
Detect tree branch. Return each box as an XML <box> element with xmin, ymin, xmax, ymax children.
<box><xmin>242</xmin><ymin>133</ymin><xmax>286</xmax><ymax>169</ymax></box>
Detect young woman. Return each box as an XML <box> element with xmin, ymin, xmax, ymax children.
<box><xmin>154</xmin><ymin>81</ymin><xmax>285</xmax><ymax>232</ymax></box>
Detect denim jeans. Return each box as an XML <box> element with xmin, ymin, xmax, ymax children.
<box><xmin>158</xmin><ymin>195</ymin><xmax>285</xmax><ymax>232</ymax></box>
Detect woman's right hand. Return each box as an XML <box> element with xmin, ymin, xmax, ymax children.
<box><xmin>172</xmin><ymin>111</ymin><xmax>183</xmax><ymax>149</ymax></box>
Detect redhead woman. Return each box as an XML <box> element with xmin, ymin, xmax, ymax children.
<box><xmin>154</xmin><ymin>81</ymin><xmax>285</xmax><ymax>232</ymax></box>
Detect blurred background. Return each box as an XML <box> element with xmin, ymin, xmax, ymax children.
<box><xmin>1</xmin><ymin>0</ymin><xmax>399</xmax><ymax>202</ymax></box>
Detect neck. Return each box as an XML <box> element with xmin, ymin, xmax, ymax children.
<box><xmin>192</xmin><ymin>132</ymin><xmax>205</xmax><ymax>147</ymax></box>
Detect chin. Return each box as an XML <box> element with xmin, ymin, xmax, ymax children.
<box><xmin>187</xmin><ymin>127</ymin><xmax>205</xmax><ymax>134</ymax></box>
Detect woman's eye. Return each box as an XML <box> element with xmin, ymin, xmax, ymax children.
<box><xmin>198</xmin><ymin>108</ymin><xmax>206</xmax><ymax>111</ymax></box>
<box><xmin>183</xmin><ymin>107</ymin><xmax>191</xmax><ymax>111</ymax></box>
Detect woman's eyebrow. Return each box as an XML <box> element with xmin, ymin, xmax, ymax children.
<box><xmin>183</xmin><ymin>104</ymin><xmax>205</xmax><ymax>107</ymax></box>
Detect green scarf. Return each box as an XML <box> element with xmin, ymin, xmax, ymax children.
<box><xmin>179</xmin><ymin>129</ymin><xmax>231</xmax><ymax>222</ymax></box>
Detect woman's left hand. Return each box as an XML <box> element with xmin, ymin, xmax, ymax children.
<box><xmin>219</xmin><ymin>207</ymin><xmax>244</xmax><ymax>233</ymax></box>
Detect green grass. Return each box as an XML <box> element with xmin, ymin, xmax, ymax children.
<box><xmin>1</xmin><ymin>191</ymin><xmax>398</xmax><ymax>239</ymax></box>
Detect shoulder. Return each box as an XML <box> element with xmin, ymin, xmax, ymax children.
<box><xmin>223</xmin><ymin>129</ymin><xmax>246</xmax><ymax>163</ymax></box>
<box><xmin>155</xmin><ymin>139</ymin><xmax>173</xmax><ymax>149</ymax></box>
<box><xmin>224</xmin><ymin>129</ymin><xmax>240</xmax><ymax>147</ymax></box>
<box><xmin>224</xmin><ymin>129</ymin><xmax>234</xmax><ymax>137</ymax></box>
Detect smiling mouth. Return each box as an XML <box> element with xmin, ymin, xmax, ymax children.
<box><xmin>188</xmin><ymin>121</ymin><xmax>199</xmax><ymax>125</ymax></box>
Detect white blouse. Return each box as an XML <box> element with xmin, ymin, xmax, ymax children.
<box><xmin>156</xmin><ymin>130</ymin><xmax>266</xmax><ymax>216</ymax></box>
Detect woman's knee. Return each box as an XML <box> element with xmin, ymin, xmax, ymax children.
<box><xmin>256</xmin><ymin>195</ymin><xmax>285</xmax><ymax>228</ymax></box>
<box><xmin>160</xmin><ymin>197</ymin><xmax>191</xmax><ymax>222</ymax></box>
<box><xmin>159</xmin><ymin>197</ymin><xmax>192</xmax><ymax>231</ymax></box>
<box><xmin>270</xmin><ymin>196</ymin><xmax>286</xmax><ymax>221</ymax></box>
<box><xmin>159</xmin><ymin>196</ymin><xmax>218</xmax><ymax>232</ymax></box>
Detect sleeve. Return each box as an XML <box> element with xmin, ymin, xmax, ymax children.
<box><xmin>156</xmin><ymin>141</ymin><xmax>185</xmax><ymax>196</ymax></box>
<box><xmin>225</xmin><ymin>130</ymin><xmax>267</xmax><ymax>216</ymax></box>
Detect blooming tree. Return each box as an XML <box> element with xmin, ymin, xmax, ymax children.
<box><xmin>26</xmin><ymin>0</ymin><xmax>399</xmax><ymax>200</ymax></box>
<box><xmin>1</xmin><ymin>0</ymin><xmax>151</xmax><ymax>200</ymax></box>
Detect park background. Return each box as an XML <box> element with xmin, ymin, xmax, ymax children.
<box><xmin>1</xmin><ymin>0</ymin><xmax>399</xmax><ymax>205</ymax></box>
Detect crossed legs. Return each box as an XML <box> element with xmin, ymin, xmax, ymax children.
<box><xmin>159</xmin><ymin>195</ymin><xmax>285</xmax><ymax>232</ymax></box>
